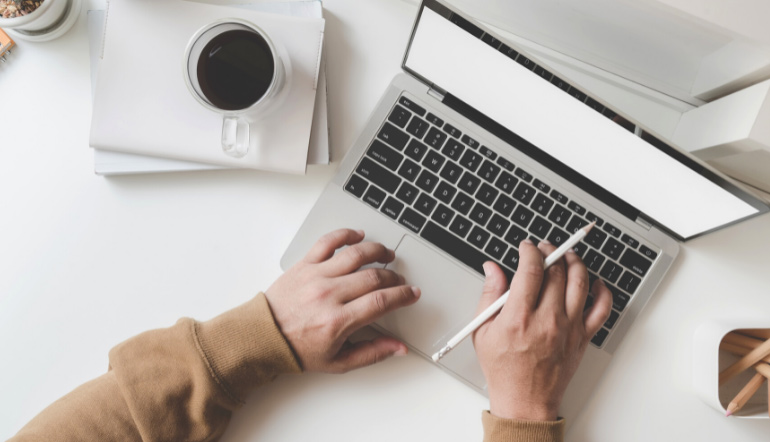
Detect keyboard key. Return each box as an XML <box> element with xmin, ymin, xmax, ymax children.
<box><xmin>460</xmin><ymin>150</ymin><xmax>484</xmax><ymax>172</ymax></box>
<box><xmin>532</xmin><ymin>179</ymin><xmax>550</xmax><ymax>193</ymax></box>
<box><xmin>517</xmin><ymin>54</ymin><xmax>536</xmax><ymax>70</ymax></box>
<box><xmin>422</xmin><ymin>150</ymin><xmax>445</xmax><ymax>173</ymax></box>
<box><xmin>566</xmin><ymin>215</ymin><xmax>588</xmax><ymax>234</ymax></box>
<box><xmin>504</xmin><ymin>225</ymin><xmax>528</xmax><ymax>246</ymax></box>
<box><xmin>367</xmin><ymin>140</ymin><xmax>404</xmax><ymax>171</ymax></box>
<box><xmin>512</xmin><ymin>205</ymin><xmax>535</xmax><ymax>228</ymax></box>
<box><xmin>399</xmin><ymin>208</ymin><xmax>426</xmax><ymax>233</ymax></box>
<box><xmin>585</xmin><ymin>227</ymin><xmax>608</xmax><ymax>249</ymax></box>
<box><xmin>481</xmin><ymin>33</ymin><xmax>502</xmax><ymax>49</ymax></box>
<box><xmin>415</xmin><ymin>193</ymin><xmax>438</xmax><ymax>216</ymax></box>
<box><xmin>534</xmin><ymin>65</ymin><xmax>552</xmax><ymax>81</ymax></box>
<box><xmin>442</xmin><ymin>138</ymin><xmax>465</xmax><ymax>161</ymax></box>
<box><xmin>431</xmin><ymin>204</ymin><xmax>455</xmax><ymax>227</ymax></box>
<box><xmin>602</xmin><ymin>222</ymin><xmax>622</xmax><ymax>238</ymax></box>
<box><xmin>426</xmin><ymin>112</ymin><xmax>444</xmax><ymax>126</ymax></box>
<box><xmin>567</xmin><ymin>201</ymin><xmax>587</xmax><ymax>216</ymax></box>
<box><xmin>406</xmin><ymin>117</ymin><xmax>430</xmax><ymax>139</ymax></box>
<box><xmin>387</xmin><ymin>105</ymin><xmax>411</xmax><ymax>128</ymax></box>
<box><xmin>404</xmin><ymin>139</ymin><xmax>428</xmax><ymax>161</ymax></box>
<box><xmin>439</xmin><ymin>161</ymin><xmax>463</xmax><ymax>184</ymax></box>
<box><xmin>479</xmin><ymin>146</ymin><xmax>497</xmax><ymax>160</ymax></box>
<box><xmin>547</xmin><ymin>227</ymin><xmax>569</xmax><ymax>246</ymax></box>
<box><xmin>494</xmin><ymin>171</ymin><xmax>518</xmax><ymax>194</ymax></box>
<box><xmin>425</xmin><ymin>127</ymin><xmax>447</xmax><ymax>149</ymax></box>
<box><xmin>586</xmin><ymin>212</ymin><xmax>604</xmax><ymax>227</ymax></box>
<box><xmin>434</xmin><ymin>181</ymin><xmax>457</xmax><ymax>204</ymax></box>
<box><xmin>547</xmin><ymin>204</ymin><xmax>571</xmax><ymax>227</ymax></box>
<box><xmin>363</xmin><ymin>186</ymin><xmax>386</xmax><ymax>208</ymax></box>
<box><xmin>470</xmin><ymin>203</ymin><xmax>493</xmax><ymax>225</ymax></box>
<box><xmin>485</xmin><ymin>237</ymin><xmax>508</xmax><ymax>260</ymax></box>
<box><xmin>550</xmin><ymin>189</ymin><xmax>568</xmax><ymax>205</ymax></box>
<box><xmin>451</xmin><ymin>192</ymin><xmax>474</xmax><ymax>215</ymax></box>
<box><xmin>531</xmin><ymin>193</ymin><xmax>555</xmax><ymax>217</ymax></box>
<box><xmin>468</xmin><ymin>226</ymin><xmax>491</xmax><ymax>249</ymax></box>
<box><xmin>475</xmin><ymin>183</ymin><xmax>499</xmax><ymax>206</ymax></box>
<box><xmin>395</xmin><ymin>182</ymin><xmax>419</xmax><ymax>205</ymax></box>
<box><xmin>415</xmin><ymin>170</ymin><xmax>439</xmax><ymax>193</ymax></box>
<box><xmin>619</xmin><ymin>249</ymin><xmax>652</xmax><ymax>277</ymax></box>
<box><xmin>458</xmin><ymin>172</ymin><xmax>481</xmax><ymax>195</ymax></box>
<box><xmin>568</xmin><ymin>87</ymin><xmax>588</xmax><ymax>103</ymax></box>
<box><xmin>502</xmin><ymin>248</ymin><xmax>520</xmax><ymax>270</ymax></box>
<box><xmin>584</xmin><ymin>249</ymin><xmax>606</xmax><ymax>273</ymax></box>
<box><xmin>496</xmin><ymin>157</ymin><xmax>515</xmax><ymax>171</ymax></box>
<box><xmin>461</xmin><ymin>134</ymin><xmax>479</xmax><ymax>149</ymax></box>
<box><xmin>377</xmin><ymin>122</ymin><xmax>409</xmax><ymax>150</ymax></box>
<box><xmin>609</xmin><ymin>286</ymin><xmax>630</xmax><ymax>311</ymax></box>
<box><xmin>443</xmin><ymin>123</ymin><xmax>461</xmax><ymax>138</ymax></box>
<box><xmin>356</xmin><ymin>158</ymin><xmax>401</xmax><ymax>193</ymax></box>
<box><xmin>599</xmin><ymin>261</ymin><xmax>623</xmax><ymax>284</ymax></box>
<box><xmin>601</xmin><ymin>238</ymin><xmax>625</xmax><ymax>261</ymax></box>
<box><xmin>500</xmin><ymin>45</ymin><xmax>519</xmax><ymax>60</ymax></box>
<box><xmin>478</xmin><ymin>160</ymin><xmax>501</xmax><ymax>183</ymax></box>
<box><xmin>618</xmin><ymin>271</ymin><xmax>641</xmax><ymax>294</ymax></box>
<box><xmin>421</xmin><ymin>222</ymin><xmax>491</xmax><ymax>276</ymax></box>
<box><xmin>585</xmin><ymin>97</ymin><xmax>605</xmax><ymax>114</ymax></box>
<box><xmin>449</xmin><ymin>215</ymin><xmax>472</xmax><ymax>238</ymax></box>
<box><xmin>551</xmin><ymin>75</ymin><xmax>572</xmax><ymax>93</ymax></box>
<box><xmin>514</xmin><ymin>167</ymin><xmax>533</xmax><ymax>182</ymax></box>
<box><xmin>487</xmin><ymin>214</ymin><xmax>510</xmax><ymax>237</ymax></box>
<box><xmin>493</xmin><ymin>194</ymin><xmax>516</xmax><ymax>217</ymax></box>
<box><xmin>620</xmin><ymin>234</ymin><xmax>640</xmax><ymax>249</ymax></box>
<box><xmin>344</xmin><ymin>174</ymin><xmax>368</xmax><ymax>198</ymax></box>
<box><xmin>398</xmin><ymin>96</ymin><xmax>426</xmax><ymax>116</ymax></box>
<box><xmin>572</xmin><ymin>242</ymin><xmax>588</xmax><ymax>258</ymax></box>
<box><xmin>591</xmin><ymin>328</ymin><xmax>609</xmax><ymax>347</ymax></box>
<box><xmin>380</xmin><ymin>197</ymin><xmax>404</xmax><ymax>220</ymax></box>
<box><xmin>397</xmin><ymin>159</ymin><xmax>420</xmax><ymax>182</ymax></box>
<box><xmin>639</xmin><ymin>245</ymin><xmax>658</xmax><ymax>260</ymax></box>
<box><xmin>512</xmin><ymin>182</ymin><xmax>536</xmax><ymax>205</ymax></box>
<box><xmin>530</xmin><ymin>216</ymin><xmax>552</xmax><ymax>239</ymax></box>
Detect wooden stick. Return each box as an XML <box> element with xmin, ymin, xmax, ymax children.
<box><xmin>753</xmin><ymin>363</ymin><xmax>770</xmax><ymax>418</ymax></box>
<box><xmin>723</xmin><ymin>332</ymin><xmax>764</xmax><ymax>350</ymax></box>
<box><xmin>726</xmin><ymin>372</ymin><xmax>766</xmax><ymax>416</ymax></box>
<box><xmin>720</xmin><ymin>342</ymin><xmax>770</xmax><ymax>365</ymax></box>
<box><xmin>719</xmin><ymin>336</ymin><xmax>770</xmax><ymax>385</ymax></box>
<box><xmin>738</xmin><ymin>329</ymin><xmax>770</xmax><ymax>340</ymax></box>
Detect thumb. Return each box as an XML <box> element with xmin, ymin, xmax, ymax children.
<box><xmin>475</xmin><ymin>261</ymin><xmax>509</xmax><ymax>316</ymax></box>
<box><xmin>331</xmin><ymin>336</ymin><xmax>407</xmax><ymax>373</ymax></box>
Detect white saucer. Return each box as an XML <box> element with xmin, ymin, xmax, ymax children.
<box><xmin>7</xmin><ymin>0</ymin><xmax>82</xmax><ymax>42</ymax></box>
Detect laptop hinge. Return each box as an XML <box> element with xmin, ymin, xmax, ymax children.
<box><xmin>427</xmin><ymin>85</ymin><xmax>446</xmax><ymax>101</ymax></box>
<box><xmin>635</xmin><ymin>215</ymin><xmax>653</xmax><ymax>231</ymax></box>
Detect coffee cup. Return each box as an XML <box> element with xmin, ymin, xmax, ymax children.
<box><xmin>183</xmin><ymin>18</ymin><xmax>290</xmax><ymax>158</ymax></box>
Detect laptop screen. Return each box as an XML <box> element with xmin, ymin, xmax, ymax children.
<box><xmin>403</xmin><ymin>0</ymin><xmax>767</xmax><ymax>241</ymax></box>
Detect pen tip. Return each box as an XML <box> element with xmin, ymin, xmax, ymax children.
<box><xmin>583</xmin><ymin>221</ymin><xmax>596</xmax><ymax>233</ymax></box>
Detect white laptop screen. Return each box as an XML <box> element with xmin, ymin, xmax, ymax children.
<box><xmin>403</xmin><ymin>3</ymin><xmax>765</xmax><ymax>240</ymax></box>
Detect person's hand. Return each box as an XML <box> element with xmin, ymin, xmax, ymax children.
<box><xmin>472</xmin><ymin>239</ymin><xmax>612</xmax><ymax>421</ymax></box>
<box><xmin>265</xmin><ymin>229</ymin><xmax>420</xmax><ymax>374</ymax></box>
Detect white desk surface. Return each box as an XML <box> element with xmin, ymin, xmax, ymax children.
<box><xmin>2</xmin><ymin>0</ymin><xmax>770</xmax><ymax>440</ymax></box>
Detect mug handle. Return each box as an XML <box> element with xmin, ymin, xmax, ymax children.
<box><xmin>222</xmin><ymin>116</ymin><xmax>250</xmax><ymax>158</ymax></box>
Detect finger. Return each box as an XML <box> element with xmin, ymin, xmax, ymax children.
<box><xmin>331</xmin><ymin>336</ymin><xmax>408</xmax><ymax>373</ymax></box>
<box><xmin>584</xmin><ymin>279</ymin><xmax>613</xmax><ymax>338</ymax></box>
<box><xmin>502</xmin><ymin>240</ymin><xmax>545</xmax><ymax>317</ymax></box>
<box><xmin>563</xmin><ymin>249</ymin><xmax>590</xmax><ymax>320</ymax></box>
<box><xmin>474</xmin><ymin>261</ymin><xmax>509</xmax><ymax>316</ymax></box>
<box><xmin>343</xmin><ymin>285</ymin><xmax>421</xmax><ymax>332</ymax></box>
<box><xmin>318</xmin><ymin>241</ymin><xmax>395</xmax><ymax>276</ymax></box>
<box><xmin>332</xmin><ymin>268</ymin><xmax>406</xmax><ymax>303</ymax></box>
<box><xmin>304</xmin><ymin>229</ymin><xmax>365</xmax><ymax>263</ymax></box>
<box><xmin>537</xmin><ymin>240</ymin><xmax>567</xmax><ymax>314</ymax></box>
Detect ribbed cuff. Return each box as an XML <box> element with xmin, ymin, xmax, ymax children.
<box><xmin>194</xmin><ymin>293</ymin><xmax>302</xmax><ymax>404</ymax></box>
<box><xmin>482</xmin><ymin>410</ymin><xmax>565</xmax><ymax>442</ymax></box>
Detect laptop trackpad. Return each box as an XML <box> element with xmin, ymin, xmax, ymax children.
<box><xmin>378</xmin><ymin>235</ymin><xmax>487</xmax><ymax>390</ymax></box>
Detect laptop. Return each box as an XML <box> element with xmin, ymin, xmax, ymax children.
<box><xmin>281</xmin><ymin>0</ymin><xmax>769</xmax><ymax>419</ymax></box>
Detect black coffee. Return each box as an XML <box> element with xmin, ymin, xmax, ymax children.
<box><xmin>197</xmin><ymin>29</ymin><xmax>275</xmax><ymax>111</ymax></box>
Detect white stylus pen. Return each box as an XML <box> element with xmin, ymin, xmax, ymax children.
<box><xmin>431</xmin><ymin>222</ymin><xmax>596</xmax><ymax>362</ymax></box>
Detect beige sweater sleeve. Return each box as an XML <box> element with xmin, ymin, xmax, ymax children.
<box><xmin>11</xmin><ymin>293</ymin><xmax>564</xmax><ymax>442</ymax></box>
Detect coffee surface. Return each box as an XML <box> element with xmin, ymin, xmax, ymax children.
<box><xmin>197</xmin><ymin>29</ymin><xmax>275</xmax><ymax>111</ymax></box>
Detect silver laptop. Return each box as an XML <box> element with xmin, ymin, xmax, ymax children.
<box><xmin>281</xmin><ymin>0</ymin><xmax>769</xmax><ymax>419</ymax></box>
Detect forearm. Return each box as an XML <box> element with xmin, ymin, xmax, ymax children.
<box><xmin>11</xmin><ymin>293</ymin><xmax>301</xmax><ymax>442</ymax></box>
<box><xmin>481</xmin><ymin>411</ymin><xmax>564</xmax><ymax>442</ymax></box>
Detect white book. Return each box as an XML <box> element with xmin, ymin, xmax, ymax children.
<box><xmin>90</xmin><ymin>0</ymin><xmax>325</xmax><ymax>174</ymax></box>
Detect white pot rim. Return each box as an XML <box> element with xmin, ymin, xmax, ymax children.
<box><xmin>0</xmin><ymin>0</ymin><xmax>54</xmax><ymax>26</ymax></box>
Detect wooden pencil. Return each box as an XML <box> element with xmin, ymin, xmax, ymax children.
<box><xmin>722</xmin><ymin>332</ymin><xmax>764</xmax><ymax>350</ymax></box>
<box><xmin>738</xmin><ymin>329</ymin><xmax>770</xmax><ymax>341</ymax></box>
<box><xmin>725</xmin><ymin>372</ymin><xmax>766</xmax><ymax>416</ymax></box>
<box><xmin>719</xmin><ymin>336</ymin><xmax>770</xmax><ymax>385</ymax></box>
<box><xmin>720</xmin><ymin>341</ymin><xmax>770</xmax><ymax>365</ymax></box>
<box><xmin>753</xmin><ymin>363</ymin><xmax>770</xmax><ymax>418</ymax></box>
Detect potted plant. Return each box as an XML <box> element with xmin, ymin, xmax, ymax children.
<box><xmin>0</xmin><ymin>0</ymin><xmax>81</xmax><ymax>41</ymax></box>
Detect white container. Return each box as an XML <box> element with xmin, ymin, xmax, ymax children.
<box><xmin>693</xmin><ymin>320</ymin><xmax>770</xmax><ymax>418</ymax></box>
<box><xmin>1</xmin><ymin>0</ymin><xmax>81</xmax><ymax>42</ymax></box>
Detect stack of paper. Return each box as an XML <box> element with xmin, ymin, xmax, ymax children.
<box><xmin>89</xmin><ymin>0</ymin><xmax>327</xmax><ymax>175</ymax></box>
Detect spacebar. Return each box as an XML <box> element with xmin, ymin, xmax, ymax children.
<box><xmin>420</xmin><ymin>221</ymin><xmax>490</xmax><ymax>277</ymax></box>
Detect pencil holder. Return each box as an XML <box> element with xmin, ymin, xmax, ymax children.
<box><xmin>693</xmin><ymin>320</ymin><xmax>770</xmax><ymax>418</ymax></box>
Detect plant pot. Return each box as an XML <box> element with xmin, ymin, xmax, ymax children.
<box><xmin>1</xmin><ymin>0</ymin><xmax>82</xmax><ymax>42</ymax></box>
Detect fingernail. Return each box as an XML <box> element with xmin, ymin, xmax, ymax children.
<box><xmin>521</xmin><ymin>239</ymin><xmax>533</xmax><ymax>246</ymax></box>
<box><xmin>356</xmin><ymin>229</ymin><xmax>365</xmax><ymax>237</ymax></box>
<box><xmin>540</xmin><ymin>239</ymin><xmax>551</xmax><ymax>245</ymax></box>
<box><xmin>411</xmin><ymin>286</ymin><xmax>421</xmax><ymax>298</ymax></box>
<box><xmin>566</xmin><ymin>248</ymin><xmax>576</xmax><ymax>254</ymax></box>
<box><xmin>597</xmin><ymin>278</ymin><xmax>606</xmax><ymax>287</ymax></box>
<box><xmin>395</xmin><ymin>346</ymin><xmax>409</xmax><ymax>357</ymax></box>
<box><xmin>482</xmin><ymin>262</ymin><xmax>491</xmax><ymax>276</ymax></box>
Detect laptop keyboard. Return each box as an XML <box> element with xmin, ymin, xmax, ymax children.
<box><xmin>344</xmin><ymin>95</ymin><xmax>658</xmax><ymax>348</ymax></box>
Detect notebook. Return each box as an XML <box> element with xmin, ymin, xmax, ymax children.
<box><xmin>280</xmin><ymin>0</ymin><xmax>769</xmax><ymax>421</ymax></box>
